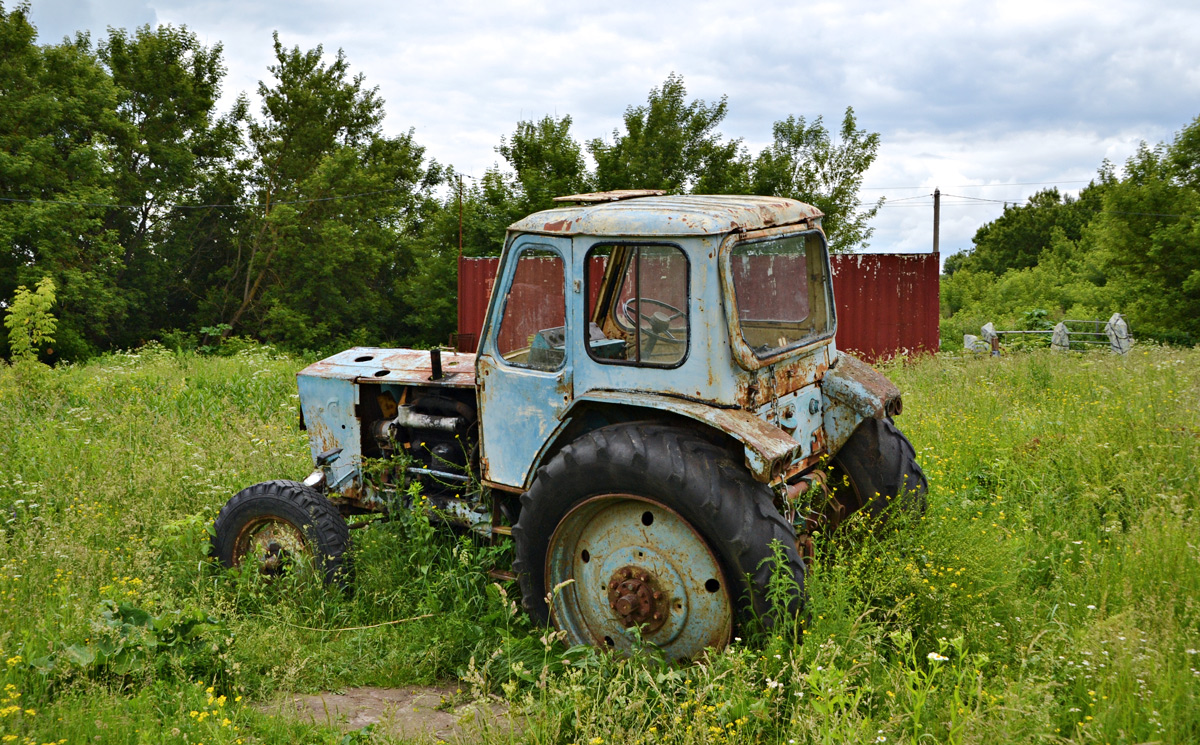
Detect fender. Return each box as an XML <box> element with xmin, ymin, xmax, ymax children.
<box><xmin>528</xmin><ymin>390</ymin><xmax>803</xmax><ymax>486</ymax></box>
<box><xmin>821</xmin><ymin>352</ymin><xmax>903</xmax><ymax>453</ymax></box>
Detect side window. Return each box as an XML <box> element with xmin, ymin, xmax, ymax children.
<box><xmin>585</xmin><ymin>244</ymin><xmax>688</xmax><ymax>367</ymax></box>
<box><xmin>496</xmin><ymin>248</ymin><xmax>566</xmax><ymax>371</ymax></box>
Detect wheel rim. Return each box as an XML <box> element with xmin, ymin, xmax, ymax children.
<box><xmin>545</xmin><ymin>494</ymin><xmax>732</xmax><ymax>661</ymax></box>
<box><xmin>232</xmin><ymin>516</ymin><xmax>309</xmax><ymax>576</ymax></box>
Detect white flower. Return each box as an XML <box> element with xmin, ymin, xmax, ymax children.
<box><xmin>927</xmin><ymin>652</ymin><xmax>948</xmax><ymax>662</ymax></box>
<box><xmin>1186</xmin><ymin>649</ymin><xmax>1198</xmax><ymax>655</ymax></box>
<box><xmin>876</xmin><ymin>738</ymin><xmax>887</xmax><ymax>743</ymax></box>
<box><xmin>774</xmin><ymin>654</ymin><xmax>782</xmax><ymax>660</ymax></box>
<box><xmin>1086</xmin><ymin>605</ymin><xmax>1096</xmax><ymax>610</ymax></box>
<box><xmin>766</xmin><ymin>678</ymin><xmax>782</xmax><ymax>690</ymax></box>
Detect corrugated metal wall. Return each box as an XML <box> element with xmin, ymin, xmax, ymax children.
<box><xmin>457</xmin><ymin>252</ymin><xmax>940</xmax><ymax>361</ymax></box>
<box><xmin>829</xmin><ymin>253</ymin><xmax>941</xmax><ymax>360</ymax></box>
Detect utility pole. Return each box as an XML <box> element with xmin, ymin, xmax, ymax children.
<box><xmin>458</xmin><ymin>175</ymin><xmax>464</xmax><ymax>258</ymax></box>
<box><xmin>932</xmin><ymin>187</ymin><xmax>941</xmax><ymax>255</ymax></box>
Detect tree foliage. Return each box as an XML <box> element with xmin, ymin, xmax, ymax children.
<box><xmin>942</xmin><ymin>117</ymin><xmax>1200</xmax><ymax>345</ymax></box>
<box><xmin>4</xmin><ymin>276</ymin><xmax>56</xmax><ymax>361</ymax></box>
<box><xmin>589</xmin><ymin>73</ymin><xmax>749</xmax><ymax>194</ymax></box>
<box><xmin>0</xmin><ymin>12</ymin><xmax>886</xmax><ymax>360</ymax></box>
<box><xmin>750</xmin><ymin>108</ymin><xmax>883</xmax><ymax>252</ymax></box>
<box><xmin>498</xmin><ymin>115</ymin><xmax>590</xmax><ymax>215</ymax></box>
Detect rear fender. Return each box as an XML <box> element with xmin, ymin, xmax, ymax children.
<box><xmin>529</xmin><ymin>391</ymin><xmax>802</xmax><ymax>486</ymax></box>
<box><xmin>820</xmin><ymin>353</ymin><xmax>902</xmax><ymax>453</ymax></box>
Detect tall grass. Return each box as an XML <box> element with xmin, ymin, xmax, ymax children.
<box><xmin>0</xmin><ymin>343</ymin><xmax>1196</xmax><ymax>743</ymax></box>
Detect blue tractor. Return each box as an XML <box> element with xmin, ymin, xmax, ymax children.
<box><xmin>212</xmin><ymin>191</ymin><xmax>927</xmax><ymax>661</ymax></box>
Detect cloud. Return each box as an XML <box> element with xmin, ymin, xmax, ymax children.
<box><xmin>27</xmin><ymin>0</ymin><xmax>155</xmax><ymax>43</ymax></box>
<box><xmin>20</xmin><ymin>0</ymin><xmax>1200</xmax><ymax>254</ymax></box>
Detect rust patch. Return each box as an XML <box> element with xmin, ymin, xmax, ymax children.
<box><xmin>542</xmin><ymin>219</ymin><xmax>573</xmax><ymax>232</ymax></box>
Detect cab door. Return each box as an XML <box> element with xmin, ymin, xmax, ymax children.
<box><xmin>476</xmin><ymin>235</ymin><xmax>573</xmax><ymax>489</ymax></box>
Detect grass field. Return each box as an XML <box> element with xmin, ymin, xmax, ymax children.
<box><xmin>1</xmin><ymin>343</ymin><xmax>1197</xmax><ymax>744</ymax></box>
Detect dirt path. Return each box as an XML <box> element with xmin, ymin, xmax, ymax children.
<box><xmin>266</xmin><ymin>685</ymin><xmax>517</xmax><ymax>742</ymax></box>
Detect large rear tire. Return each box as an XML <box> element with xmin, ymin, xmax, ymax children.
<box><xmin>828</xmin><ymin>417</ymin><xmax>928</xmax><ymax>524</ymax></box>
<box><xmin>512</xmin><ymin>423</ymin><xmax>805</xmax><ymax>661</ymax></box>
<box><xmin>212</xmin><ymin>480</ymin><xmax>350</xmax><ymax>584</ymax></box>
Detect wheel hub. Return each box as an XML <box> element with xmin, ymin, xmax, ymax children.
<box><xmin>607</xmin><ymin>566</ymin><xmax>666</xmax><ymax>632</ymax></box>
<box><xmin>233</xmin><ymin>517</ymin><xmax>308</xmax><ymax>577</ymax></box>
<box><xmin>545</xmin><ymin>494</ymin><xmax>732</xmax><ymax>661</ymax></box>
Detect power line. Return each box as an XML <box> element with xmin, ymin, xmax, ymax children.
<box><xmin>860</xmin><ymin>179</ymin><xmax>1095</xmax><ymax>191</ymax></box>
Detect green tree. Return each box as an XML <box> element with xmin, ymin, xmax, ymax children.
<box><xmin>3</xmin><ymin>276</ymin><xmax>56</xmax><ymax>361</ymax></box>
<box><xmin>589</xmin><ymin>73</ymin><xmax>749</xmax><ymax>193</ymax></box>
<box><xmin>1090</xmin><ymin>139</ymin><xmax>1200</xmax><ymax>341</ymax></box>
<box><xmin>497</xmin><ymin>115</ymin><xmax>590</xmax><ymax>212</ymax></box>
<box><xmin>1169</xmin><ymin>114</ymin><xmax>1200</xmax><ymax>190</ymax></box>
<box><xmin>0</xmin><ymin>3</ymin><xmax>126</xmax><ymax>359</ymax></box>
<box><xmin>205</xmin><ymin>34</ymin><xmax>439</xmax><ymax>350</ymax></box>
<box><xmin>750</xmin><ymin>108</ymin><xmax>882</xmax><ymax>252</ymax></box>
<box><xmin>961</xmin><ymin>185</ymin><xmax>1105</xmax><ymax>275</ymax></box>
<box><xmin>97</xmin><ymin>24</ymin><xmax>246</xmax><ymax>347</ymax></box>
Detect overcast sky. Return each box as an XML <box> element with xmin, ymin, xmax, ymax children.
<box><xmin>24</xmin><ymin>0</ymin><xmax>1200</xmax><ymax>256</ymax></box>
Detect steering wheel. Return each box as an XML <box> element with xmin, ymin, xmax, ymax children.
<box><xmin>620</xmin><ymin>297</ymin><xmax>687</xmax><ymax>343</ymax></box>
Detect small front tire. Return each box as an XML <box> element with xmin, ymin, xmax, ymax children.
<box><xmin>828</xmin><ymin>417</ymin><xmax>928</xmax><ymax>524</ymax></box>
<box><xmin>212</xmin><ymin>480</ymin><xmax>350</xmax><ymax>584</ymax></box>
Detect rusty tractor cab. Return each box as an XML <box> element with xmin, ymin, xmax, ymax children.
<box><xmin>212</xmin><ymin>191</ymin><xmax>927</xmax><ymax>661</ymax></box>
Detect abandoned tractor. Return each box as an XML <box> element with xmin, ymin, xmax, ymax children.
<box><xmin>212</xmin><ymin>191</ymin><xmax>928</xmax><ymax>661</ymax></box>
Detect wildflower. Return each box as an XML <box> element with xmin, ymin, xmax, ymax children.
<box><xmin>927</xmin><ymin>652</ymin><xmax>948</xmax><ymax>662</ymax></box>
<box><xmin>1086</xmin><ymin>605</ymin><xmax>1096</xmax><ymax>610</ymax></box>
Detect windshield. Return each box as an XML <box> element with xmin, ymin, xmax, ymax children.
<box><xmin>728</xmin><ymin>231</ymin><xmax>834</xmax><ymax>359</ymax></box>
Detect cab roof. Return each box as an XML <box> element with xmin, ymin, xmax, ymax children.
<box><xmin>507</xmin><ymin>193</ymin><xmax>824</xmax><ymax>238</ymax></box>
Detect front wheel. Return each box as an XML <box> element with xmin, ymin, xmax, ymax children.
<box><xmin>827</xmin><ymin>417</ymin><xmax>928</xmax><ymax>526</ymax></box>
<box><xmin>512</xmin><ymin>423</ymin><xmax>805</xmax><ymax>661</ymax></box>
<box><xmin>211</xmin><ymin>480</ymin><xmax>350</xmax><ymax>584</ymax></box>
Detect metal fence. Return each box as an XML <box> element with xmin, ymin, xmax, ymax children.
<box><xmin>456</xmin><ymin>252</ymin><xmax>941</xmax><ymax>362</ymax></box>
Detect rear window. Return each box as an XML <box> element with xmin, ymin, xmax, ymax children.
<box><xmin>729</xmin><ymin>231</ymin><xmax>833</xmax><ymax>358</ymax></box>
